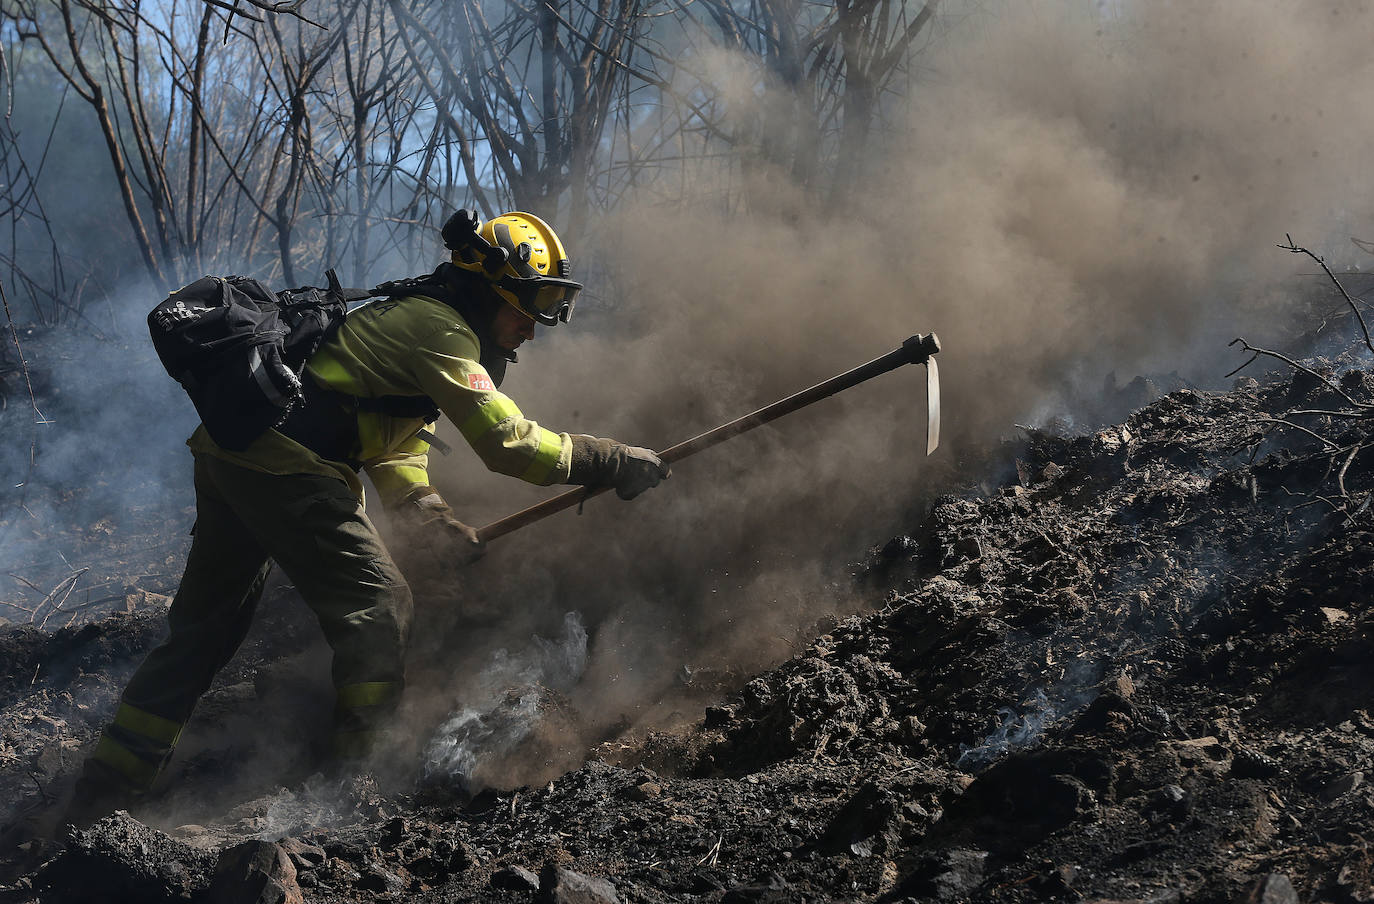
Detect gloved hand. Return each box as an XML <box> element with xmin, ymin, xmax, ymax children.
<box><xmin>391</xmin><ymin>486</ymin><xmax>485</xmax><ymax>564</ymax></box>
<box><xmin>568</xmin><ymin>435</ymin><xmax>671</xmax><ymax>500</ymax></box>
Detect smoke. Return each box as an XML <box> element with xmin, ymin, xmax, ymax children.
<box><xmin>957</xmin><ymin>688</ymin><xmax>1058</xmax><ymax>771</ymax></box>
<box><xmin>11</xmin><ymin>0</ymin><xmax>1374</xmax><ymax>795</ymax></box>
<box><xmin>956</xmin><ymin>658</ymin><xmax>1103</xmax><ymax>770</ymax></box>
<box><xmin>0</xmin><ymin>281</ymin><xmax>198</xmax><ymax>625</ymax></box>
<box><xmin>400</xmin><ymin>0</ymin><xmax>1374</xmax><ymax>784</ymax></box>
<box><xmin>422</xmin><ymin>611</ymin><xmax>588</xmax><ymax>790</ymax></box>
<box><xmin>578</xmin><ymin>0</ymin><xmax>1374</xmax><ymax>439</ymax></box>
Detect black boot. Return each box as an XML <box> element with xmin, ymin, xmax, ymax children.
<box><xmin>60</xmin><ymin>760</ymin><xmax>144</xmax><ymax>831</ymax></box>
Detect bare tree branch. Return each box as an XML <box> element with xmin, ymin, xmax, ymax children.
<box><xmin>1279</xmin><ymin>233</ymin><xmax>1374</xmax><ymax>354</ymax></box>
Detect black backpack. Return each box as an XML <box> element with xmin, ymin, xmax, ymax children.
<box><xmin>148</xmin><ymin>270</ymin><xmax>364</xmax><ymax>451</ymax></box>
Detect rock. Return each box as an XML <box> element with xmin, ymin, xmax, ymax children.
<box><xmin>355</xmin><ymin>862</ymin><xmax>405</xmax><ymax>894</ymax></box>
<box><xmin>1324</xmin><ymin>771</ymin><xmax>1365</xmax><ymax>800</ymax></box>
<box><xmin>958</xmin><ymin>759</ymin><xmax>1102</xmax><ymax>836</ymax></box>
<box><xmin>1147</xmin><ymin>783</ymin><xmax>1190</xmax><ymax>821</ymax></box>
<box><xmin>1109</xmin><ymin>672</ymin><xmax>1135</xmax><ymax>699</ymax></box>
<box><xmin>208</xmin><ymin>840</ymin><xmax>302</xmax><ymax>904</ymax></box>
<box><xmin>1319</xmin><ymin>607</ymin><xmax>1351</xmax><ymax>625</ymax></box>
<box><xmin>405</xmin><ymin>835</ymin><xmax>478</xmax><ymax>879</ymax></box>
<box><xmin>627</xmin><ymin>781</ymin><xmax>663</xmax><ymax>801</ymax></box>
<box><xmin>1071</xmin><ymin>690</ymin><xmax>1137</xmax><ymax>736</ymax></box>
<box><xmin>277</xmin><ymin>838</ymin><xmax>326</xmax><ymax>871</ymax></box>
<box><xmin>171</xmin><ymin>824</ymin><xmax>217</xmax><ymax>851</ymax></box>
<box><xmin>492</xmin><ymin>864</ymin><xmax>540</xmax><ymax>892</ymax></box>
<box><xmin>380</xmin><ymin>816</ymin><xmax>408</xmax><ymax>846</ymax></box>
<box><xmin>542</xmin><ymin>867</ymin><xmax>620</xmax><ymax>904</ymax></box>
<box><xmin>318</xmin><ymin>857</ymin><xmax>362</xmax><ymax>887</ymax></box>
<box><xmin>901</xmin><ymin>715</ymin><xmax>927</xmax><ymax>741</ymax></box>
<box><xmin>39</xmin><ymin>811</ymin><xmax>216</xmax><ymax>903</ymax></box>
<box><xmin>1241</xmin><ymin>873</ymin><xmax>1298</xmax><ymax>904</ymax></box>
<box><xmin>1093</xmin><ymin>427</ymin><xmax>1131</xmax><ymax>455</ymax></box>
<box><xmin>897</xmin><ymin>848</ymin><xmax>989</xmax><ymax>900</ymax></box>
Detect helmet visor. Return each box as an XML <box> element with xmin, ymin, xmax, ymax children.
<box><xmin>499</xmin><ymin>275</ymin><xmax>583</xmax><ymax>325</ymax></box>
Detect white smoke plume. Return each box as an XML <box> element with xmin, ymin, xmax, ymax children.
<box><xmin>422</xmin><ymin>612</ymin><xmax>589</xmax><ymax>790</ymax></box>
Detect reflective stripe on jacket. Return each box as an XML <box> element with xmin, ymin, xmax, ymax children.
<box><xmin>188</xmin><ymin>294</ymin><xmax>571</xmax><ymax>503</ymax></box>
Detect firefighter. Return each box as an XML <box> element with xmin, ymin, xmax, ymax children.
<box><xmin>68</xmin><ymin>210</ymin><xmax>668</xmax><ymax>824</ymax></box>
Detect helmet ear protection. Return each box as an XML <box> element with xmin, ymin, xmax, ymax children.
<box><xmin>443</xmin><ymin>209</ymin><xmax>583</xmax><ymax>326</ymax></box>
<box><xmin>442</xmin><ymin>209</ymin><xmax>510</xmax><ymax>273</ymax></box>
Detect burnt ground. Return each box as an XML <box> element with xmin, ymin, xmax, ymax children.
<box><xmin>2</xmin><ymin>347</ymin><xmax>1374</xmax><ymax>903</ymax></box>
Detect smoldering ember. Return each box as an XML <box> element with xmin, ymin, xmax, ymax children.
<box><xmin>5</xmin><ymin>1</ymin><xmax>1374</xmax><ymax>903</ymax></box>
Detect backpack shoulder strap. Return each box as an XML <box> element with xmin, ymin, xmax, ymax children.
<box><xmin>326</xmin><ymin>268</ymin><xmax>376</xmax><ymax>304</ymax></box>
<box><xmin>370</xmin><ymin>272</ymin><xmax>450</xmax><ymax>301</ymax></box>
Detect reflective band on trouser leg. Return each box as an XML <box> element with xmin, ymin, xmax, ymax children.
<box><xmin>91</xmin><ymin>703</ymin><xmax>186</xmax><ymax>790</ymax></box>
<box><xmin>458</xmin><ymin>396</ymin><xmax>522</xmax><ymax>445</ymax></box>
<box><xmin>387</xmin><ymin>463</ymin><xmax>429</xmax><ymax>488</ymax></box>
<box><xmin>519</xmin><ymin>428</ymin><xmax>564</xmax><ymax>484</ymax></box>
<box><xmin>92</xmin><ymin>730</ymin><xmax>162</xmax><ymax>791</ymax></box>
<box><xmin>336</xmin><ymin>681</ymin><xmax>402</xmax><ymax>709</ymax></box>
<box><xmin>332</xmin><ymin>680</ymin><xmax>402</xmax><ymax>760</ymax></box>
<box><xmin>91</xmin><ymin>736</ymin><xmax>161</xmax><ymax>790</ymax></box>
<box><xmin>112</xmin><ymin>702</ymin><xmax>184</xmax><ymax>747</ymax></box>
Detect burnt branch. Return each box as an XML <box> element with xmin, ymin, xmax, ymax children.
<box><xmin>1253</xmin><ymin>420</ymin><xmax>1335</xmax><ymax>454</ymax></box>
<box><xmin>1228</xmin><ymin>338</ymin><xmax>1367</xmax><ymax>410</ymax></box>
<box><xmin>1337</xmin><ymin>443</ymin><xmax>1363</xmax><ymax>498</ymax></box>
<box><xmin>0</xmin><ymin>281</ymin><xmax>47</xmax><ymax>426</ymax></box>
<box><xmin>203</xmin><ymin>0</ymin><xmax>324</xmax><ymax>29</ymax></box>
<box><xmin>1278</xmin><ymin>234</ymin><xmax>1374</xmax><ymax>354</ymax></box>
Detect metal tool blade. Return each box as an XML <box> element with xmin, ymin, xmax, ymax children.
<box><xmin>925</xmin><ymin>355</ymin><xmax>941</xmax><ymax>456</ymax></box>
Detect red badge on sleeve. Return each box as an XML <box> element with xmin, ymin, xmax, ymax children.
<box><xmin>468</xmin><ymin>373</ymin><xmax>495</xmax><ymax>392</ymax></box>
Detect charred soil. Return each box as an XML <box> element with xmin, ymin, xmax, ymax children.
<box><xmin>3</xmin><ymin>357</ymin><xmax>1374</xmax><ymax>903</ymax></box>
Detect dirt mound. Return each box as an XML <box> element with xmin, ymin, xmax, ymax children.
<box><xmin>3</xmin><ymin>356</ymin><xmax>1374</xmax><ymax>903</ymax></box>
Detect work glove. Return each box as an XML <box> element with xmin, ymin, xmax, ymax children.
<box><xmin>568</xmin><ymin>435</ymin><xmax>671</xmax><ymax>500</ymax></box>
<box><xmin>390</xmin><ymin>486</ymin><xmax>485</xmax><ymax>564</ymax></box>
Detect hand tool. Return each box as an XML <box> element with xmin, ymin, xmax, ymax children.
<box><xmin>476</xmin><ymin>332</ymin><xmax>942</xmax><ymax>543</ymax></box>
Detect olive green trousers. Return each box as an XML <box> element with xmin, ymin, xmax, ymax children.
<box><xmin>90</xmin><ymin>453</ymin><xmax>413</xmax><ymax>789</ymax></box>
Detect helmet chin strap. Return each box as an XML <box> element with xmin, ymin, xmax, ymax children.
<box><xmin>438</xmin><ymin>263</ymin><xmax>517</xmax><ymax>373</ymax></box>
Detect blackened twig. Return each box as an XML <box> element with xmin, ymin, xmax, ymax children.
<box><xmin>1337</xmin><ymin>443</ymin><xmax>1363</xmax><ymax>499</ymax></box>
<box><xmin>1345</xmin><ymin>493</ymin><xmax>1373</xmax><ymax>526</ymax></box>
<box><xmin>1312</xmin><ymin>494</ymin><xmax>1346</xmax><ymax>514</ymax></box>
<box><xmin>0</xmin><ymin>279</ymin><xmax>48</xmax><ymax>424</ymax></box>
<box><xmin>1285</xmin><ymin>408</ymin><xmax>1369</xmax><ymax>420</ymax></box>
<box><xmin>1224</xmin><ymin>351</ymin><xmax>1259</xmax><ymax>379</ymax></box>
<box><xmin>1229</xmin><ymin>338</ymin><xmax>1366</xmax><ymax>410</ymax></box>
<box><xmin>1279</xmin><ymin>234</ymin><xmax>1374</xmax><ymax>354</ymax></box>
<box><xmin>1253</xmin><ymin>417</ymin><xmax>1340</xmax><ymax>451</ymax></box>
<box><xmin>34</xmin><ymin>568</ymin><xmax>88</xmax><ymax>629</ymax></box>
<box><xmin>7</xmin><ymin>572</ymin><xmax>44</xmax><ymax>596</ymax></box>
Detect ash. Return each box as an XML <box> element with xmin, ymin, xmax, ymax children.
<box><xmin>4</xmin><ymin>353</ymin><xmax>1374</xmax><ymax>903</ymax></box>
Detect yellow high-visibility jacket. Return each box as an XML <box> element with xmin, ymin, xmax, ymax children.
<box><xmin>188</xmin><ymin>294</ymin><xmax>571</xmax><ymax>505</ymax></box>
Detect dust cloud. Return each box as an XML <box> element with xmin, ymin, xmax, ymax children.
<box><xmin>407</xmin><ymin>0</ymin><xmax>1374</xmax><ymax>787</ymax></box>
<box><xmin>10</xmin><ymin>0</ymin><xmax>1374</xmax><ymax>796</ymax></box>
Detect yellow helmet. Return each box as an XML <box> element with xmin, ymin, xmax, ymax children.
<box><xmin>443</xmin><ymin>209</ymin><xmax>583</xmax><ymax>325</ymax></box>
